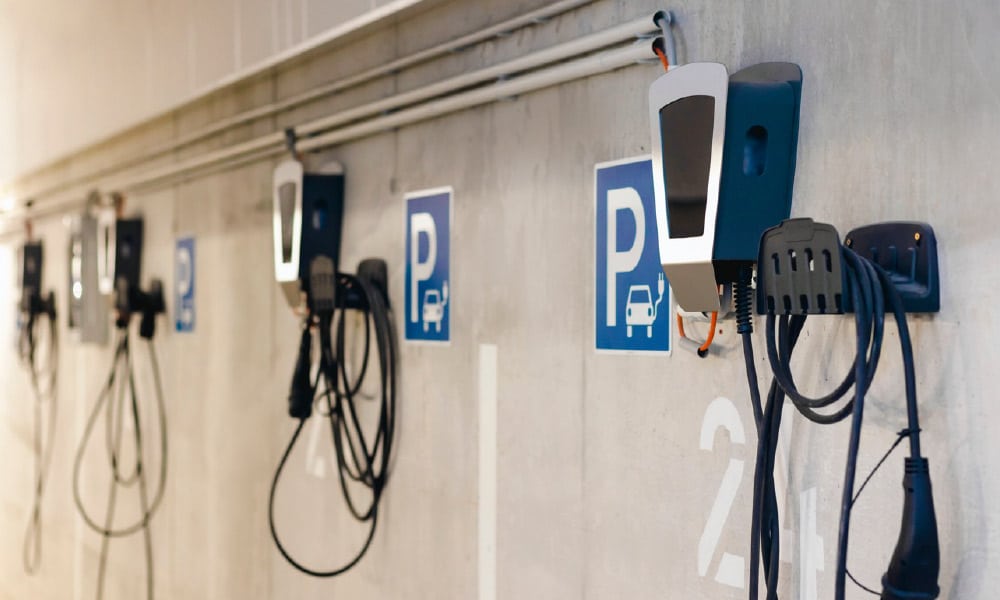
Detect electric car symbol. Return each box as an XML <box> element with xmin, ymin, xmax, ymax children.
<box><xmin>626</xmin><ymin>273</ymin><xmax>666</xmax><ymax>338</ymax></box>
<box><xmin>422</xmin><ymin>281</ymin><xmax>449</xmax><ymax>333</ymax></box>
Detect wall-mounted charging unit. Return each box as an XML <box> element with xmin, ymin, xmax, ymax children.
<box><xmin>19</xmin><ymin>241</ymin><xmax>54</xmax><ymax>323</ymax></box>
<box><xmin>67</xmin><ymin>195</ymin><xmax>110</xmax><ymax>344</ymax></box>
<box><xmin>72</xmin><ymin>203</ymin><xmax>168</xmax><ymax>600</ymax></box>
<box><xmin>649</xmin><ymin>61</ymin><xmax>802</xmax><ymax>313</ymax></box>
<box><xmin>268</xmin><ymin>157</ymin><xmax>397</xmax><ymax>578</ymax></box>
<box><xmin>272</xmin><ymin>158</ymin><xmax>345</xmax><ymax>311</ymax></box>
<box><xmin>745</xmin><ymin>217</ymin><xmax>941</xmax><ymax>600</ymax></box>
<box><xmin>111</xmin><ymin>217</ymin><xmax>165</xmax><ymax>336</ymax></box>
<box><xmin>16</xmin><ymin>235</ymin><xmax>59</xmax><ymax>576</ymax></box>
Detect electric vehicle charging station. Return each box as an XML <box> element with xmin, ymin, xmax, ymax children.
<box><xmin>18</xmin><ymin>240</ymin><xmax>54</xmax><ymax>327</ymax></box>
<box><xmin>273</xmin><ymin>157</ymin><xmax>345</xmax><ymax>312</ymax></box>
<box><xmin>269</xmin><ymin>152</ymin><xmax>398</xmax><ymax>578</ymax></box>
<box><xmin>15</xmin><ymin>224</ymin><xmax>59</xmax><ymax>576</ymax></box>
<box><xmin>649</xmin><ymin>61</ymin><xmax>802</xmax><ymax>314</ymax></box>
<box><xmin>648</xmin><ymin>38</ymin><xmax>941</xmax><ymax>599</ymax></box>
<box><xmin>72</xmin><ymin>195</ymin><xmax>168</xmax><ymax>600</ymax></box>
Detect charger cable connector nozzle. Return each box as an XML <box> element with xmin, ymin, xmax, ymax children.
<box><xmin>881</xmin><ymin>457</ymin><xmax>940</xmax><ymax>599</ymax></box>
<box><xmin>288</xmin><ymin>325</ymin><xmax>313</xmax><ymax>420</ymax></box>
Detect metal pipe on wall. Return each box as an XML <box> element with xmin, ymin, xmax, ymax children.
<box><xmin>296</xmin><ymin>41</ymin><xmax>655</xmax><ymax>153</ymax></box>
<box><xmin>119</xmin><ymin>38</ymin><xmax>656</xmax><ymax>193</ymax></box>
<box><xmin>13</xmin><ymin>0</ymin><xmax>598</xmax><ymax>205</ymax></box>
<box><xmin>296</xmin><ymin>17</ymin><xmax>659</xmax><ymax>137</ymax></box>
<box><xmin>119</xmin><ymin>18</ymin><xmax>656</xmax><ymax>191</ymax></box>
<box><xmin>2</xmin><ymin>17</ymin><xmax>658</xmax><ymax>234</ymax></box>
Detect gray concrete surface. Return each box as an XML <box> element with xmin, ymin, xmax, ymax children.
<box><xmin>0</xmin><ymin>0</ymin><xmax>439</xmax><ymax>180</ymax></box>
<box><xmin>1</xmin><ymin>0</ymin><xmax>999</xmax><ymax>598</ymax></box>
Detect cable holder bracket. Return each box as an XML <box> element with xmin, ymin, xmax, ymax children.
<box><xmin>756</xmin><ymin>217</ymin><xmax>846</xmax><ymax>315</ymax></box>
<box><xmin>844</xmin><ymin>222</ymin><xmax>939</xmax><ymax>313</ymax></box>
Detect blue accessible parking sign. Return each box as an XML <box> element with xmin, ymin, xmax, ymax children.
<box><xmin>405</xmin><ymin>188</ymin><xmax>451</xmax><ymax>343</ymax></box>
<box><xmin>595</xmin><ymin>157</ymin><xmax>670</xmax><ymax>353</ymax></box>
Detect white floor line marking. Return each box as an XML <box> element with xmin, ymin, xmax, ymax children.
<box><xmin>478</xmin><ymin>343</ymin><xmax>497</xmax><ymax>600</ymax></box>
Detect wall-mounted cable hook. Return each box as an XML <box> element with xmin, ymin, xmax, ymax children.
<box><xmin>284</xmin><ymin>127</ymin><xmax>302</xmax><ymax>162</ymax></box>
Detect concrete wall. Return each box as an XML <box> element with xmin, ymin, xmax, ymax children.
<box><xmin>0</xmin><ymin>0</ymin><xmax>434</xmax><ymax>181</ymax></box>
<box><xmin>1</xmin><ymin>0</ymin><xmax>999</xmax><ymax>598</ymax></box>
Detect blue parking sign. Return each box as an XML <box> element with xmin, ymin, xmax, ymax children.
<box><xmin>175</xmin><ymin>236</ymin><xmax>195</xmax><ymax>333</ymax></box>
<box><xmin>405</xmin><ymin>188</ymin><xmax>451</xmax><ymax>343</ymax></box>
<box><xmin>595</xmin><ymin>157</ymin><xmax>670</xmax><ymax>353</ymax></box>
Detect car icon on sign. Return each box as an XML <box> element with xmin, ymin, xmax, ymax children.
<box><xmin>422</xmin><ymin>282</ymin><xmax>449</xmax><ymax>333</ymax></box>
<box><xmin>625</xmin><ymin>285</ymin><xmax>656</xmax><ymax>338</ymax></box>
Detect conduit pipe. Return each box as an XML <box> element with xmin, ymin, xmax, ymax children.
<box><xmin>3</xmin><ymin>26</ymin><xmax>658</xmax><ymax>232</ymax></box>
<box><xmin>120</xmin><ymin>17</ymin><xmax>656</xmax><ymax>190</ymax></box>
<box><xmin>14</xmin><ymin>0</ymin><xmax>596</xmax><ymax>202</ymax></box>
<box><xmin>296</xmin><ymin>17</ymin><xmax>658</xmax><ymax>137</ymax></box>
<box><xmin>297</xmin><ymin>41</ymin><xmax>654</xmax><ymax>153</ymax></box>
<box><xmin>100</xmin><ymin>18</ymin><xmax>656</xmax><ymax>190</ymax></box>
<box><xmin>121</xmin><ymin>38</ymin><xmax>657</xmax><ymax>191</ymax></box>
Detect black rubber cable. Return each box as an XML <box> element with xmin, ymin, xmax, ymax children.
<box><xmin>745</xmin><ymin>245</ymin><xmax>927</xmax><ymax>600</ymax></box>
<box><xmin>269</xmin><ymin>272</ymin><xmax>397</xmax><ymax>578</ymax></box>
<box><xmin>20</xmin><ymin>310</ymin><xmax>59</xmax><ymax>575</ymax></box>
<box><xmin>73</xmin><ymin>332</ymin><xmax>168</xmax><ymax>600</ymax></box>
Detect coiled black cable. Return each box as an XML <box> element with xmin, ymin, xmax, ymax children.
<box><xmin>18</xmin><ymin>304</ymin><xmax>58</xmax><ymax>575</ymax></box>
<box><xmin>743</xmin><ymin>246</ymin><xmax>929</xmax><ymax>600</ymax></box>
<box><xmin>72</xmin><ymin>329</ymin><xmax>168</xmax><ymax>600</ymax></box>
<box><xmin>269</xmin><ymin>271</ymin><xmax>397</xmax><ymax>577</ymax></box>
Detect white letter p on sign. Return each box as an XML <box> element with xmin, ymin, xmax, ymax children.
<box><xmin>409</xmin><ymin>212</ymin><xmax>437</xmax><ymax>323</ymax></box>
<box><xmin>606</xmin><ymin>187</ymin><xmax>645</xmax><ymax>327</ymax></box>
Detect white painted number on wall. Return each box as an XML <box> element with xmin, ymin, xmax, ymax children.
<box><xmin>799</xmin><ymin>487</ymin><xmax>825</xmax><ymax>600</ymax></box>
<box><xmin>698</xmin><ymin>396</ymin><xmax>746</xmax><ymax>589</ymax></box>
<box><xmin>695</xmin><ymin>397</ymin><xmax>826</xmax><ymax>597</ymax></box>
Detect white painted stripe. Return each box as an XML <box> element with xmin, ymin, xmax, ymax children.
<box><xmin>478</xmin><ymin>344</ymin><xmax>498</xmax><ymax>600</ymax></box>
<box><xmin>72</xmin><ymin>348</ymin><xmax>84</xmax><ymax>600</ymax></box>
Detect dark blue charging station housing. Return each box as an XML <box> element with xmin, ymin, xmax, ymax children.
<box><xmin>297</xmin><ymin>172</ymin><xmax>345</xmax><ymax>292</ymax></box>
<box><xmin>714</xmin><ymin>63</ymin><xmax>802</xmax><ymax>273</ymax></box>
<box><xmin>114</xmin><ymin>218</ymin><xmax>144</xmax><ymax>292</ymax></box>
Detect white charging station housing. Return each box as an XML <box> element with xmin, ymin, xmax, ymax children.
<box><xmin>649</xmin><ymin>62</ymin><xmax>729</xmax><ymax>313</ymax></box>
<box><xmin>272</xmin><ymin>159</ymin><xmax>305</xmax><ymax>305</ymax></box>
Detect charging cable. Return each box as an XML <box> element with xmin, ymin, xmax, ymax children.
<box><xmin>18</xmin><ymin>291</ymin><xmax>58</xmax><ymax>575</ymax></box>
<box><xmin>741</xmin><ymin>247</ymin><xmax>939</xmax><ymax>600</ymax></box>
<box><xmin>72</xmin><ymin>294</ymin><xmax>167</xmax><ymax>600</ymax></box>
<box><xmin>269</xmin><ymin>260</ymin><xmax>397</xmax><ymax>577</ymax></box>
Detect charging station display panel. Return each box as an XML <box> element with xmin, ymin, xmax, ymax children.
<box><xmin>648</xmin><ymin>62</ymin><xmax>729</xmax><ymax>313</ymax></box>
<box><xmin>660</xmin><ymin>95</ymin><xmax>715</xmax><ymax>239</ymax></box>
<box><xmin>594</xmin><ymin>157</ymin><xmax>670</xmax><ymax>354</ymax></box>
<box><xmin>404</xmin><ymin>188</ymin><xmax>451</xmax><ymax>343</ymax></box>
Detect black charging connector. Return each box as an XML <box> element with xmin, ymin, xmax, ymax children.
<box><xmin>115</xmin><ymin>278</ymin><xmax>166</xmax><ymax>338</ymax></box>
<box><xmin>881</xmin><ymin>458</ymin><xmax>940</xmax><ymax>599</ymax></box>
<box><xmin>288</xmin><ymin>326</ymin><xmax>314</xmax><ymax>420</ymax></box>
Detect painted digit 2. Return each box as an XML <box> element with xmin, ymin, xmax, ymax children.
<box><xmin>698</xmin><ymin>396</ymin><xmax>746</xmax><ymax>589</ymax></box>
